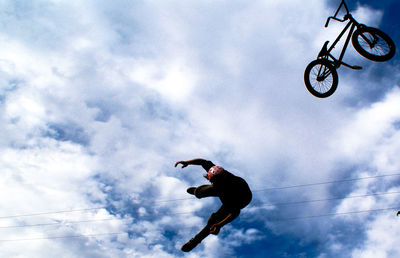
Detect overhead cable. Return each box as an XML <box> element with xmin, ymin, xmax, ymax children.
<box><xmin>1</xmin><ymin>172</ymin><xmax>400</xmax><ymax>219</ymax></box>
<box><xmin>1</xmin><ymin>191</ymin><xmax>399</xmax><ymax>229</ymax></box>
<box><xmin>0</xmin><ymin>207</ymin><xmax>398</xmax><ymax>242</ymax></box>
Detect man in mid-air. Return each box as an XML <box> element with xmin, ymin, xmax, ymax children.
<box><xmin>175</xmin><ymin>158</ymin><xmax>252</xmax><ymax>252</ymax></box>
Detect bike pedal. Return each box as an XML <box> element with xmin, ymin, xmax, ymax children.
<box><xmin>352</xmin><ymin>66</ymin><xmax>362</xmax><ymax>70</ymax></box>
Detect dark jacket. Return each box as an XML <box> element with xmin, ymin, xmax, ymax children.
<box><xmin>202</xmin><ymin>160</ymin><xmax>252</xmax><ymax>209</ymax></box>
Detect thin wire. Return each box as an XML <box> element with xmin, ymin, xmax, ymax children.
<box><xmin>151</xmin><ymin>191</ymin><xmax>400</xmax><ymax>217</ymax></box>
<box><xmin>1</xmin><ymin>172</ymin><xmax>400</xmax><ymax>220</ymax></box>
<box><xmin>254</xmin><ymin>190</ymin><xmax>400</xmax><ymax>208</ymax></box>
<box><xmin>155</xmin><ymin>197</ymin><xmax>194</xmax><ymax>203</ymax></box>
<box><xmin>252</xmin><ymin>173</ymin><xmax>400</xmax><ymax>192</ymax></box>
<box><xmin>0</xmin><ymin>218</ymin><xmax>117</xmax><ymax>229</ymax></box>
<box><xmin>0</xmin><ymin>232</ymin><xmax>125</xmax><ymax>242</ymax></box>
<box><xmin>1</xmin><ymin>191</ymin><xmax>399</xmax><ymax>230</ymax></box>
<box><xmin>156</xmin><ymin>172</ymin><xmax>400</xmax><ymax>203</ymax></box>
<box><xmin>0</xmin><ymin>207</ymin><xmax>398</xmax><ymax>242</ymax></box>
<box><xmin>270</xmin><ymin>207</ymin><xmax>399</xmax><ymax>221</ymax></box>
<box><xmin>0</xmin><ymin>207</ymin><xmax>106</xmax><ymax>220</ymax></box>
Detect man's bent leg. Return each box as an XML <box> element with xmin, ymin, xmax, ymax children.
<box><xmin>181</xmin><ymin>205</ymin><xmax>240</xmax><ymax>252</ymax></box>
<box><xmin>208</xmin><ymin>206</ymin><xmax>240</xmax><ymax>235</ymax></box>
<box><xmin>181</xmin><ymin>204</ymin><xmax>224</xmax><ymax>252</ymax></box>
<box><xmin>181</xmin><ymin>225</ymin><xmax>211</xmax><ymax>252</ymax></box>
<box><xmin>194</xmin><ymin>184</ymin><xmax>219</xmax><ymax>198</ymax></box>
<box><xmin>187</xmin><ymin>187</ymin><xmax>196</xmax><ymax>195</ymax></box>
<box><xmin>186</xmin><ymin>185</ymin><xmax>218</xmax><ymax>198</ymax></box>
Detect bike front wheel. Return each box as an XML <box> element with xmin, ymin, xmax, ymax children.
<box><xmin>352</xmin><ymin>26</ymin><xmax>396</xmax><ymax>62</ymax></box>
<box><xmin>304</xmin><ymin>59</ymin><xmax>338</xmax><ymax>98</ymax></box>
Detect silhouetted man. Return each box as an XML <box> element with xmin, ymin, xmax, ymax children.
<box><xmin>175</xmin><ymin>158</ymin><xmax>252</xmax><ymax>252</ymax></box>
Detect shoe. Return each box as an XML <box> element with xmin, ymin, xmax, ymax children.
<box><xmin>181</xmin><ymin>238</ymin><xmax>199</xmax><ymax>252</ymax></box>
<box><xmin>186</xmin><ymin>187</ymin><xmax>196</xmax><ymax>195</ymax></box>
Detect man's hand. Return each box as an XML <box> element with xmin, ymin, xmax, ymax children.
<box><xmin>209</xmin><ymin>224</ymin><xmax>221</xmax><ymax>235</ymax></box>
<box><xmin>174</xmin><ymin>161</ymin><xmax>188</xmax><ymax>168</ymax></box>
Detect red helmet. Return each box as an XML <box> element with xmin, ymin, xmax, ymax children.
<box><xmin>207</xmin><ymin>166</ymin><xmax>225</xmax><ymax>181</ymax></box>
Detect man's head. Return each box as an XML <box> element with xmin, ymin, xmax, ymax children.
<box><xmin>206</xmin><ymin>166</ymin><xmax>225</xmax><ymax>181</ymax></box>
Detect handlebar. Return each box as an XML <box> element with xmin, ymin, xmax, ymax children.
<box><xmin>324</xmin><ymin>0</ymin><xmax>350</xmax><ymax>27</ymax></box>
<box><xmin>325</xmin><ymin>15</ymin><xmax>349</xmax><ymax>27</ymax></box>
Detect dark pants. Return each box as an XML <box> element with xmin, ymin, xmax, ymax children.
<box><xmin>190</xmin><ymin>185</ymin><xmax>243</xmax><ymax>243</ymax></box>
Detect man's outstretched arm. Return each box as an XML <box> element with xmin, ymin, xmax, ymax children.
<box><xmin>174</xmin><ymin>158</ymin><xmax>210</xmax><ymax>168</ymax></box>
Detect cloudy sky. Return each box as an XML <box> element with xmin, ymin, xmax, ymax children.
<box><xmin>0</xmin><ymin>0</ymin><xmax>400</xmax><ymax>257</ymax></box>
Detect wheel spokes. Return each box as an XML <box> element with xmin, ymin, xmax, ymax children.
<box><xmin>310</xmin><ymin>64</ymin><xmax>333</xmax><ymax>94</ymax></box>
<box><xmin>358</xmin><ymin>32</ymin><xmax>390</xmax><ymax>56</ymax></box>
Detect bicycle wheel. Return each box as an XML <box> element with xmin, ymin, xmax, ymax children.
<box><xmin>304</xmin><ymin>59</ymin><xmax>338</xmax><ymax>98</ymax></box>
<box><xmin>352</xmin><ymin>26</ymin><xmax>395</xmax><ymax>62</ymax></box>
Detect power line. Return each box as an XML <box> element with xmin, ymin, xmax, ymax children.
<box><xmin>1</xmin><ymin>172</ymin><xmax>400</xmax><ymax>220</ymax></box>
<box><xmin>155</xmin><ymin>197</ymin><xmax>194</xmax><ymax>203</ymax></box>
<box><xmin>151</xmin><ymin>191</ymin><xmax>400</xmax><ymax>217</ymax></box>
<box><xmin>0</xmin><ymin>218</ymin><xmax>117</xmax><ymax>229</ymax></box>
<box><xmin>252</xmin><ymin>173</ymin><xmax>400</xmax><ymax>192</ymax></box>
<box><xmin>155</xmin><ymin>172</ymin><xmax>400</xmax><ymax>203</ymax></box>
<box><xmin>254</xmin><ymin>191</ymin><xmax>400</xmax><ymax>208</ymax></box>
<box><xmin>1</xmin><ymin>191</ymin><xmax>399</xmax><ymax>230</ymax></box>
<box><xmin>270</xmin><ymin>207</ymin><xmax>399</xmax><ymax>222</ymax></box>
<box><xmin>0</xmin><ymin>207</ymin><xmax>398</xmax><ymax>242</ymax></box>
<box><xmin>0</xmin><ymin>232</ymin><xmax>125</xmax><ymax>242</ymax></box>
<box><xmin>0</xmin><ymin>207</ymin><xmax>106</xmax><ymax>220</ymax></box>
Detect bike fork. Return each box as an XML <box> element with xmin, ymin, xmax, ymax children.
<box><xmin>317</xmin><ymin>65</ymin><xmax>331</xmax><ymax>81</ymax></box>
<box><xmin>360</xmin><ymin>32</ymin><xmax>378</xmax><ymax>49</ymax></box>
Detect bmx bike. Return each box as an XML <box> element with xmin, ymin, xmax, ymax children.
<box><xmin>304</xmin><ymin>0</ymin><xmax>396</xmax><ymax>98</ymax></box>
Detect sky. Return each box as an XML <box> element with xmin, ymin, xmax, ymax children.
<box><xmin>0</xmin><ymin>0</ymin><xmax>400</xmax><ymax>257</ymax></box>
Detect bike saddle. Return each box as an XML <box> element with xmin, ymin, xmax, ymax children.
<box><xmin>318</xmin><ymin>41</ymin><xmax>330</xmax><ymax>57</ymax></box>
<box><xmin>322</xmin><ymin>40</ymin><xmax>329</xmax><ymax>49</ymax></box>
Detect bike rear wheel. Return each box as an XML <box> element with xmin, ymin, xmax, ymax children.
<box><xmin>352</xmin><ymin>26</ymin><xmax>395</xmax><ymax>62</ymax></box>
<box><xmin>304</xmin><ymin>59</ymin><xmax>338</xmax><ymax>98</ymax></box>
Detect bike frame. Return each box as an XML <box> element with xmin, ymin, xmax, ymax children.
<box><xmin>317</xmin><ymin>0</ymin><xmax>362</xmax><ymax>70</ymax></box>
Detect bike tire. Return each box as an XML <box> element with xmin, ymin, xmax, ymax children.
<box><xmin>352</xmin><ymin>26</ymin><xmax>395</xmax><ymax>62</ymax></box>
<box><xmin>304</xmin><ymin>59</ymin><xmax>338</xmax><ymax>98</ymax></box>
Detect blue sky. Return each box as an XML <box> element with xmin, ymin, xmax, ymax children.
<box><xmin>0</xmin><ymin>0</ymin><xmax>400</xmax><ymax>257</ymax></box>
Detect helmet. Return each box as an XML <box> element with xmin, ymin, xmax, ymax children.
<box><xmin>207</xmin><ymin>166</ymin><xmax>225</xmax><ymax>181</ymax></box>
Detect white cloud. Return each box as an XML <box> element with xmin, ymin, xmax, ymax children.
<box><xmin>0</xmin><ymin>0</ymin><xmax>399</xmax><ymax>257</ymax></box>
<box><xmin>333</xmin><ymin>87</ymin><xmax>400</xmax><ymax>165</ymax></box>
<box><xmin>351</xmin><ymin>213</ymin><xmax>400</xmax><ymax>258</ymax></box>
